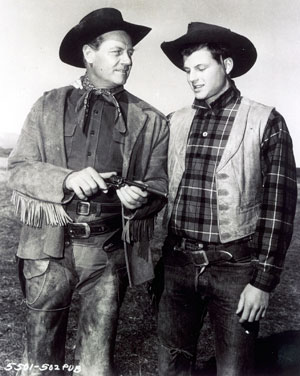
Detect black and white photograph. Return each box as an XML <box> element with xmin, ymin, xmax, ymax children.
<box><xmin>0</xmin><ymin>0</ymin><xmax>300</xmax><ymax>375</ymax></box>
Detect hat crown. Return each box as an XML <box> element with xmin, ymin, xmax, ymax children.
<box><xmin>187</xmin><ymin>22</ymin><xmax>231</xmax><ymax>35</ymax></box>
<box><xmin>160</xmin><ymin>21</ymin><xmax>257</xmax><ymax>78</ymax></box>
<box><xmin>59</xmin><ymin>7</ymin><xmax>151</xmax><ymax>68</ymax></box>
<box><xmin>80</xmin><ymin>8</ymin><xmax>123</xmax><ymax>24</ymax></box>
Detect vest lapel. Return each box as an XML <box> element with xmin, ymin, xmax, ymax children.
<box><xmin>217</xmin><ymin>97</ymin><xmax>250</xmax><ymax>172</ymax></box>
<box><xmin>169</xmin><ymin>106</ymin><xmax>196</xmax><ymax>173</ymax></box>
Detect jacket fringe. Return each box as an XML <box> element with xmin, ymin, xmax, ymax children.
<box><xmin>122</xmin><ymin>217</ymin><xmax>155</xmax><ymax>261</ymax></box>
<box><xmin>11</xmin><ymin>190</ymin><xmax>73</xmax><ymax>228</ymax></box>
<box><xmin>122</xmin><ymin>217</ymin><xmax>155</xmax><ymax>243</ymax></box>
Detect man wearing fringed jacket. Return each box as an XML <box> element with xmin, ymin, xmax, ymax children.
<box><xmin>7</xmin><ymin>8</ymin><xmax>168</xmax><ymax>376</ymax></box>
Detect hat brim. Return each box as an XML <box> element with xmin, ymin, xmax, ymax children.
<box><xmin>161</xmin><ymin>29</ymin><xmax>257</xmax><ymax>78</ymax></box>
<box><xmin>59</xmin><ymin>19</ymin><xmax>151</xmax><ymax>68</ymax></box>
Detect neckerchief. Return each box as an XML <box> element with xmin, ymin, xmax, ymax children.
<box><xmin>81</xmin><ymin>74</ymin><xmax>126</xmax><ymax>134</ymax></box>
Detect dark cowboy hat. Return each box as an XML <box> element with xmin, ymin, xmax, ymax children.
<box><xmin>161</xmin><ymin>22</ymin><xmax>257</xmax><ymax>78</ymax></box>
<box><xmin>59</xmin><ymin>8</ymin><xmax>151</xmax><ymax>68</ymax></box>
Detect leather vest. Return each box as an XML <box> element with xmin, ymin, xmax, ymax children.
<box><xmin>165</xmin><ymin>97</ymin><xmax>273</xmax><ymax>243</ymax></box>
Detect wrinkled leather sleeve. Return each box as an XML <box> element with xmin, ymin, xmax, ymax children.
<box><xmin>7</xmin><ymin>96</ymin><xmax>73</xmax><ymax>204</ymax></box>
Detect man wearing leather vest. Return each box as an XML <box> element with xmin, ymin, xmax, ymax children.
<box><xmin>157</xmin><ymin>22</ymin><xmax>297</xmax><ymax>375</ymax></box>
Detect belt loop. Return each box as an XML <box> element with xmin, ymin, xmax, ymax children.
<box><xmin>194</xmin><ymin>266</ymin><xmax>206</xmax><ymax>292</ymax></box>
<box><xmin>182</xmin><ymin>238</ymin><xmax>186</xmax><ymax>249</ymax></box>
<box><xmin>95</xmin><ymin>203</ymin><xmax>102</xmax><ymax>217</ymax></box>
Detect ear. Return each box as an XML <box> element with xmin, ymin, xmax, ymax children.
<box><xmin>223</xmin><ymin>57</ymin><xmax>234</xmax><ymax>75</ymax></box>
<box><xmin>82</xmin><ymin>44</ymin><xmax>95</xmax><ymax>65</ymax></box>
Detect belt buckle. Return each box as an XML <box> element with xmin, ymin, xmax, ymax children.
<box><xmin>68</xmin><ymin>223</ymin><xmax>91</xmax><ymax>239</ymax></box>
<box><xmin>76</xmin><ymin>201</ymin><xmax>91</xmax><ymax>216</ymax></box>
<box><xmin>190</xmin><ymin>249</ymin><xmax>209</xmax><ymax>267</ymax></box>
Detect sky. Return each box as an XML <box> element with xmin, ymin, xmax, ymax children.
<box><xmin>1</xmin><ymin>0</ymin><xmax>300</xmax><ymax>163</ymax></box>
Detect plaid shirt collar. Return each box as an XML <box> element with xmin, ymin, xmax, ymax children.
<box><xmin>192</xmin><ymin>81</ymin><xmax>241</xmax><ymax>114</ymax></box>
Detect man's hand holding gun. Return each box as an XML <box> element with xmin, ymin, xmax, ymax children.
<box><xmin>105</xmin><ymin>175</ymin><xmax>167</xmax><ymax>210</ymax></box>
<box><xmin>64</xmin><ymin>168</ymin><xmax>167</xmax><ymax>210</ymax></box>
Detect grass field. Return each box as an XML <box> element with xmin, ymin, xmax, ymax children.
<box><xmin>0</xmin><ymin>164</ymin><xmax>299</xmax><ymax>375</ymax></box>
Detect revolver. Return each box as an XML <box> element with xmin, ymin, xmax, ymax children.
<box><xmin>105</xmin><ymin>175</ymin><xmax>168</xmax><ymax>198</ymax></box>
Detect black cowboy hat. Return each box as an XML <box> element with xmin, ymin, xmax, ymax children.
<box><xmin>59</xmin><ymin>8</ymin><xmax>151</xmax><ymax>68</ymax></box>
<box><xmin>161</xmin><ymin>22</ymin><xmax>257</xmax><ymax>78</ymax></box>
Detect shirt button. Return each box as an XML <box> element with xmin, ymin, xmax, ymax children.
<box><xmin>94</xmin><ymin>110</ymin><xmax>99</xmax><ymax>115</ymax></box>
<box><xmin>202</xmin><ymin>131</ymin><xmax>208</xmax><ymax>137</ymax></box>
<box><xmin>87</xmin><ymin>152</ymin><xmax>91</xmax><ymax>157</ymax></box>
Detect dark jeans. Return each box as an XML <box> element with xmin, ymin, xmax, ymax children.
<box><xmin>158</xmin><ymin>248</ymin><xmax>258</xmax><ymax>376</ymax></box>
<box><xmin>18</xmin><ymin>231</ymin><xmax>128</xmax><ymax>376</ymax></box>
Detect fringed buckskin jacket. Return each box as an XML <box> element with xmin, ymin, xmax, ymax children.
<box><xmin>7</xmin><ymin>84</ymin><xmax>169</xmax><ymax>286</ymax></box>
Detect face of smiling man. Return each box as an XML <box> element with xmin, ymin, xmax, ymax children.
<box><xmin>83</xmin><ymin>30</ymin><xmax>134</xmax><ymax>89</ymax></box>
<box><xmin>183</xmin><ymin>47</ymin><xmax>233</xmax><ymax>104</ymax></box>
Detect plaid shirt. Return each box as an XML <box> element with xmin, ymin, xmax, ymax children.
<box><xmin>170</xmin><ymin>85</ymin><xmax>297</xmax><ymax>291</ymax></box>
